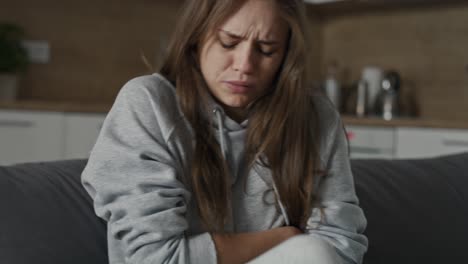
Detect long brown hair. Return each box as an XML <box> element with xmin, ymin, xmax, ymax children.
<box><xmin>160</xmin><ymin>0</ymin><xmax>322</xmax><ymax>232</ymax></box>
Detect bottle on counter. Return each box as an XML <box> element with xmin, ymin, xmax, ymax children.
<box><xmin>360</xmin><ymin>66</ymin><xmax>383</xmax><ymax>115</ymax></box>
<box><xmin>323</xmin><ymin>62</ymin><xmax>341</xmax><ymax>111</ymax></box>
<box><xmin>355</xmin><ymin>79</ymin><xmax>368</xmax><ymax>118</ymax></box>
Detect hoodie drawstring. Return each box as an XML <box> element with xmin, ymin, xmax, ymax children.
<box><xmin>273</xmin><ymin>183</ymin><xmax>291</xmax><ymax>226</ymax></box>
<box><xmin>213</xmin><ymin>108</ymin><xmax>226</xmax><ymax>160</ymax></box>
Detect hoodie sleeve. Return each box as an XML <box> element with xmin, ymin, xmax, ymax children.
<box><xmin>81</xmin><ymin>76</ymin><xmax>217</xmax><ymax>264</ymax></box>
<box><xmin>305</xmin><ymin>111</ymin><xmax>368</xmax><ymax>264</ymax></box>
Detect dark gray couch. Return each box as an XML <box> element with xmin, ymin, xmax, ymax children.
<box><xmin>1</xmin><ymin>153</ymin><xmax>467</xmax><ymax>264</ymax></box>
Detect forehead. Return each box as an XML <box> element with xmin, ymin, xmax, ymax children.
<box><xmin>219</xmin><ymin>0</ymin><xmax>288</xmax><ymax>41</ymax></box>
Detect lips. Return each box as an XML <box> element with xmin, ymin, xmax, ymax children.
<box><xmin>223</xmin><ymin>80</ymin><xmax>253</xmax><ymax>94</ymax></box>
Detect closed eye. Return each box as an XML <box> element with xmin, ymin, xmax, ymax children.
<box><xmin>258</xmin><ymin>48</ymin><xmax>275</xmax><ymax>57</ymax></box>
<box><xmin>218</xmin><ymin>32</ymin><xmax>277</xmax><ymax>57</ymax></box>
<box><xmin>221</xmin><ymin>42</ymin><xmax>276</xmax><ymax>57</ymax></box>
<box><xmin>220</xmin><ymin>40</ymin><xmax>237</xmax><ymax>49</ymax></box>
<box><xmin>257</xmin><ymin>44</ymin><xmax>276</xmax><ymax>57</ymax></box>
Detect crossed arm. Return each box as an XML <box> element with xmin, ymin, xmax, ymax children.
<box><xmin>211</xmin><ymin>226</ymin><xmax>303</xmax><ymax>264</ymax></box>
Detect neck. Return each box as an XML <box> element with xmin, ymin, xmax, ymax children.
<box><xmin>224</xmin><ymin>106</ymin><xmax>247</xmax><ymax>124</ymax></box>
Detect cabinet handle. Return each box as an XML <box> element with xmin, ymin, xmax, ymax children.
<box><xmin>0</xmin><ymin>120</ymin><xmax>34</xmax><ymax>128</ymax></box>
<box><xmin>442</xmin><ymin>139</ymin><xmax>468</xmax><ymax>147</ymax></box>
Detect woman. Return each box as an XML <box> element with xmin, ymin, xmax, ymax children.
<box><xmin>81</xmin><ymin>0</ymin><xmax>368</xmax><ymax>263</ymax></box>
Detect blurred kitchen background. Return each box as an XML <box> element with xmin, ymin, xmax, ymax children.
<box><xmin>0</xmin><ymin>0</ymin><xmax>467</xmax><ymax>165</ymax></box>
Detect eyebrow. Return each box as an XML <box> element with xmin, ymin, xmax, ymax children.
<box><xmin>218</xmin><ymin>29</ymin><xmax>280</xmax><ymax>45</ymax></box>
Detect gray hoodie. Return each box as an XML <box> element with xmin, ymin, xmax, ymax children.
<box><xmin>81</xmin><ymin>73</ymin><xmax>368</xmax><ymax>264</ymax></box>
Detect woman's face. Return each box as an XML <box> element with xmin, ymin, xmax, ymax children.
<box><xmin>199</xmin><ymin>0</ymin><xmax>289</xmax><ymax>121</ymax></box>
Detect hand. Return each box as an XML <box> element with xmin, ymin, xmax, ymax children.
<box><xmin>211</xmin><ymin>226</ymin><xmax>304</xmax><ymax>264</ymax></box>
<box><xmin>281</xmin><ymin>226</ymin><xmax>303</xmax><ymax>240</ymax></box>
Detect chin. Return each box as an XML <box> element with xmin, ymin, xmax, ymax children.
<box><xmin>222</xmin><ymin>99</ymin><xmax>250</xmax><ymax>109</ymax></box>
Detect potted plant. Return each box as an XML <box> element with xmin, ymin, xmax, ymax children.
<box><xmin>0</xmin><ymin>22</ymin><xmax>29</xmax><ymax>101</ymax></box>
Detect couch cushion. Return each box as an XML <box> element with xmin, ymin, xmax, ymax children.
<box><xmin>352</xmin><ymin>153</ymin><xmax>468</xmax><ymax>264</ymax></box>
<box><xmin>0</xmin><ymin>159</ymin><xmax>107</xmax><ymax>264</ymax></box>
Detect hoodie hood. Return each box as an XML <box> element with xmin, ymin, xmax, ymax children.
<box><xmin>205</xmin><ymin>93</ymin><xmax>249</xmax><ymax>132</ymax></box>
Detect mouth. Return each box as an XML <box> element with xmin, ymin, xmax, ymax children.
<box><xmin>223</xmin><ymin>80</ymin><xmax>253</xmax><ymax>94</ymax></box>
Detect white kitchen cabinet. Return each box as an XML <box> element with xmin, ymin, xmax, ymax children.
<box><xmin>0</xmin><ymin>110</ymin><xmax>64</xmax><ymax>166</ymax></box>
<box><xmin>396</xmin><ymin>127</ymin><xmax>468</xmax><ymax>159</ymax></box>
<box><xmin>63</xmin><ymin>113</ymin><xmax>107</xmax><ymax>160</ymax></box>
<box><xmin>345</xmin><ymin>125</ymin><xmax>396</xmax><ymax>159</ymax></box>
<box><xmin>2</xmin><ymin>107</ymin><xmax>466</xmax><ymax>164</ymax></box>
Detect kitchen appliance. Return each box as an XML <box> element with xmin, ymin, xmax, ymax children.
<box><xmin>375</xmin><ymin>71</ymin><xmax>401</xmax><ymax>120</ymax></box>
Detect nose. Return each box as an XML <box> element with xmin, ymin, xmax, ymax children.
<box><xmin>233</xmin><ymin>44</ymin><xmax>255</xmax><ymax>75</ymax></box>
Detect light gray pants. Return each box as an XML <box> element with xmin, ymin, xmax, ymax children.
<box><xmin>247</xmin><ymin>234</ymin><xmax>341</xmax><ymax>264</ymax></box>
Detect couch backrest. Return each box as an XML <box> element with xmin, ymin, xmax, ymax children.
<box><xmin>0</xmin><ymin>159</ymin><xmax>107</xmax><ymax>264</ymax></box>
<box><xmin>353</xmin><ymin>153</ymin><xmax>468</xmax><ymax>264</ymax></box>
<box><xmin>1</xmin><ymin>153</ymin><xmax>467</xmax><ymax>264</ymax></box>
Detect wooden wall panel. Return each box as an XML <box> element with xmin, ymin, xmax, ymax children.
<box><xmin>318</xmin><ymin>4</ymin><xmax>468</xmax><ymax>121</ymax></box>
<box><xmin>2</xmin><ymin>1</ymin><xmax>467</xmax><ymax>122</ymax></box>
<box><xmin>1</xmin><ymin>0</ymin><xmax>182</xmax><ymax>102</ymax></box>
<box><xmin>305</xmin><ymin>10</ymin><xmax>324</xmax><ymax>85</ymax></box>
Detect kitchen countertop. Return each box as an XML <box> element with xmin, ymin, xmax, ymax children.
<box><xmin>1</xmin><ymin>100</ymin><xmax>467</xmax><ymax>129</ymax></box>
<box><xmin>342</xmin><ymin>115</ymin><xmax>468</xmax><ymax>130</ymax></box>
<box><xmin>0</xmin><ymin>100</ymin><xmax>112</xmax><ymax>114</ymax></box>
